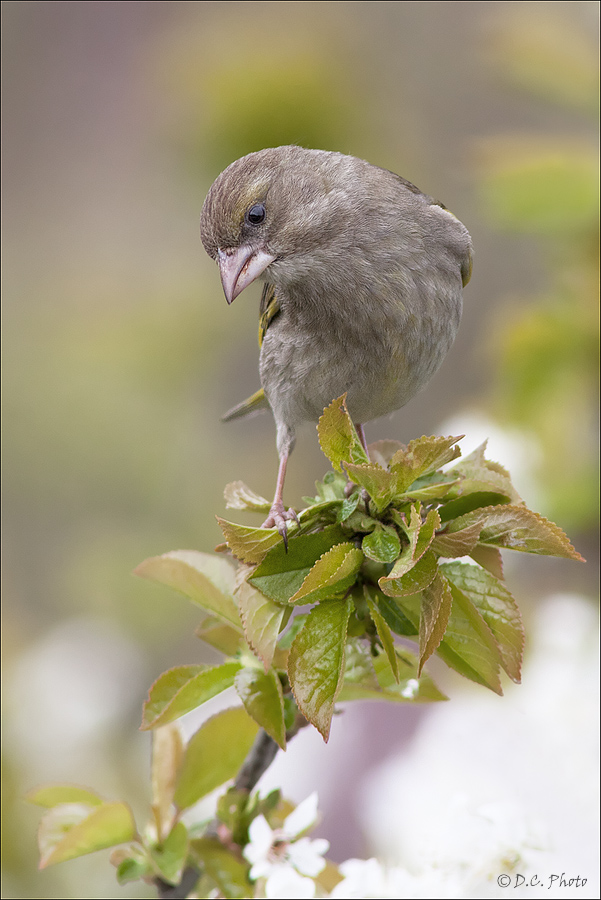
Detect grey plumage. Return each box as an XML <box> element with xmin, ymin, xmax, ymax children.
<box><xmin>200</xmin><ymin>146</ymin><xmax>472</xmax><ymax>535</ymax></box>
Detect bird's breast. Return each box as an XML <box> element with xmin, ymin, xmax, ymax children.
<box><xmin>259</xmin><ymin>277</ymin><xmax>462</xmax><ymax>430</ymax></box>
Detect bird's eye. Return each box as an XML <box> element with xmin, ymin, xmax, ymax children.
<box><xmin>246</xmin><ymin>203</ymin><xmax>266</xmax><ymax>225</ymax></box>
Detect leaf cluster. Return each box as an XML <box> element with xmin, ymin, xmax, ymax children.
<box><xmin>29</xmin><ymin>396</ymin><xmax>582</xmax><ymax>896</ymax></box>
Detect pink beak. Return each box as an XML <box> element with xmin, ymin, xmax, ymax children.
<box><xmin>217</xmin><ymin>246</ymin><xmax>276</xmax><ymax>304</ymax></box>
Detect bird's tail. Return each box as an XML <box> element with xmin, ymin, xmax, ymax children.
<box><xmin>222</xmin><ymin>387</ymin><xmax>269</xmax><ymax>422</ymax></box>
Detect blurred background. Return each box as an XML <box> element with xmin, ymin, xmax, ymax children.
<box><xmin>2</xmin><ymin>2</ymin><xmax>598</xmax><ymax>897</ymax></box>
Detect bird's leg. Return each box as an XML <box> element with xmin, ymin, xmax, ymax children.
<box><xmin>262</xmin><ymin>449</ymin><xmax>299</xmax><ymax>548</ymax></box>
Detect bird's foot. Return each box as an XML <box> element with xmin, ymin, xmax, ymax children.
<box><xmin>262</xmin><ymin>503</ymin><xmax>300</xmax><ymax>550</ymax></box>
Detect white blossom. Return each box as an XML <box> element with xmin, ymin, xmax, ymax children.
<box><xmin>243</xmin><ymin>793</ymin><xmax>329</xmax><ymax>899</ymax></box>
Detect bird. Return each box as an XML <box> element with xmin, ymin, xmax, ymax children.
<box><xmin>200</xmin><ymin>146</ymin><xmax>472</xmax><ymax>541</ymax></box>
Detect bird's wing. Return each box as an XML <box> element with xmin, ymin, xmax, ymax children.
<box><xmin>258</xmin><ymin>283</ymin><xmax>281</xmax><ymax>347</ymax></box>
<box><xmin>222</xmin><ymin>386</ymin><xmax>269</xmax><ymax>421</ymax></box>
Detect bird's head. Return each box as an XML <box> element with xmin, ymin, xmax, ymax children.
<box><xmin>200</xmin><ymin>146</ymin><xmax>347</xmax><ymax>303</ymax></box>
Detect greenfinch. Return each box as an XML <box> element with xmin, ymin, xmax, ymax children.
<box><xmin>200</xmin><ymin>146</ymin><xmax>472</xmax><ymax>539</ymax></box>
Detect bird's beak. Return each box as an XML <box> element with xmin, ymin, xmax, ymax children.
<box><xmin>217</xmin><ymin>246</ymin><xmax>276</xmax><ymax>304</ymax></box>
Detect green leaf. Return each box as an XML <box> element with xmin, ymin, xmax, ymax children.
<box><xmin>431</xmin><ymin>521</ymin><xmax>483</xmax><ymax>558</ymax></box>
<box><xmin>38</xmin><ymin>802</ymin><xmax>136</xmax><ymax>868</ymax></box>
<box><xmin>223</xmin><ymin>481</ymin><xmax>271</xmax><ymax>512</ymax></box>
<box><xmin>277</xmin><ymin>613</ymin><xmax>309</xmax><ymax>649</ymax></box>
<box><xmin>195</xmin><ymin>616</ymin><xmax>245</xmax><ymax>657</ymax></box>
<box><xmin>142</xmin><ymin>663</ymin><xmax>242</xmax><ymax>730</ymax></box>
<box><xmin>470</xmin><ymin>545</ymin><xmax>504</xmax><ymax>580</ymax></box>
<box><xmin>419</xmin><ymin>572</ymin><xmax>453</xmax><ymax>673</ymax></box>
<box><xmin>447</xmin><ymin>505</ymin><xmax>585</xmax><ymax>560</ymax></box>
<box><xmin>337</xmin><ymin>491</ymin><xmax>361</xmax><ymax>522</ymax></box>
<box><xmin>390</xmin><ymin>434</ymin><xmax>463</xmax><ymax>493</ymax></box>
<box><xmin>343</xmin><ymin>462</ymin><xmax>396</xmax><ymax>511</ymax></box>
<box><xmin>288</xmin><ymin>597</ymin><xmax>353</xmax><ymax>741</ymax></box>
<box><xmin>134</xmin><ymin>551</ymin><xmax>240</xmax><ymax>626</ymax></box>
<box><xmin>116</xmin><ymin>853</ymin><xmax>153</xmax><ymax>885</ymax></box>
<box><xmin>27</xmin><ymin>785</ymin><xmax>103</xmax><ymax>808</ymax></box>
<box><xmin>248</xmin><ymin>525</ymin><xmax>349</xmax><ymax>604</ymax></box>
<box><xmin>401</xmin><ymin>473</ymin><xmax>460</xmax><ymax>501</ymax></box>
<box><xmin>339</xmin><ymin>642</ymin><xmax>447</xmax><ymax>703</ymax></box>
<box><xmin>192</xmin><ymin>838</ymin><xmax>253</xmax><ymax>899</ymax></box>
<box><xmin>441</xmin><ymin>561</ymin><xmax>524</xmax><ymax>682</ymax></box>
<box><xmin>149</xmin><ymin>822</ymin><xmax>189</xmax><ymax>885</ymax></box>
<box><xmin>374</xmin><ymin>593</ymin><xmax>418</xmax><ymax>636</ymax></box>
<box><xmin>398</xmin><ymin>586</ymin><xmax>503</xmax><ymax>694</ymax></box>
<box><xmin>364</xmin><ymin>585</ymin><xmax>399</xmax><ymax>682</ymax></box>
<box><xmin>362</xmin><ymin>523</ymin><xmax>401</xmax><ymax>563</ymax></box>
<box><xmin>317</xmin><ymin>395</ymin><xmax>369</xmax><ymax>471</ymax></box>
<box><xmin>445</xmin><ymin>442</ymin><xmax>523</xmax><ymax>504</ymax></box>
<box><xmin>216</xmin><ymin>518</ymin><xmax>285</xmax><ymax>564</ymax></box>
<box><xmin>313</xmin><ymin>470</ymin><xmax>349</xmax><ymax>501</ymax></box>
<box><xmin>236</xmin><ymin>579</ymin><xmax>289</xmax><ymax>670</ymax></box>
<box><xmin>438</xmin><ymin>491</ymin><xmax>511</xmax><ymax>522</ymax></box>
<box><xmin>235</xmin><ymin>667</ymin><xmax>286</xmax><ymax>750</ymax></box>
<box><xmin>174</xmin><ymin>708</ymin><xmax>259</xmax><ymax>809</ymax></box>
<box><xmin>151</xmin><ymin>725</ymin><xmax>185</xmax><ymax>839</ymax></box>
<box><xmin>379</xmin><ymin>549</ymin><xmax>438</xmax><ymax>597</ymax></box>
<box><xmin>289</xmin><ymin>543</ymin><xmax>363</xmax><ymax>605</ymax></box>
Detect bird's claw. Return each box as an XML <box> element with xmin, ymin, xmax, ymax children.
<box><xmin>262</xmin><ymin>504</ymin><xmax>299</xmax><ymax>550</ymax></box>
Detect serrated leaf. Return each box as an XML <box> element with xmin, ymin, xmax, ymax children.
<box><xmin>289</xmin><ymin>543</ymin><xmax>363</xmax><ymax>605</ymax></box>
<box><xmin>447</xmin><ymin>505</ymin><xmax>585</xmax><ymax>560</ymax></box>
<box><xmin>192</xmin><ymin>838</ymin><xmax>253</xmax><ymax>899</ymax></box>
<box><xmin>142</xmin><ymin>663</ymin><xmax>242</xmax><ymax>730</ymax></box>
<box><xmin>27</xmin><ymin>785</ymin><xmax>103</xmax><ymax>809</ymax></box>
<box><xmin>288</xmin><ymin>597</ymin><xmax>352</xmax><ymax>741</ymax></box>
<box><xmin>441</xmin><ymin>561</ymin><xmax>524</xmax><ymax>682</ymax></box>
<box><xmin>419</xmin><ymin>572</ymin><xmax>453</xmax><ymax>673</ymax></box>
<box><xmin>337</xmin><ymin>491</ymin><xmax>361</xmax><ymax>522</ymax></box>
<box><xmin>339</xmin><ymin>643</ymin><xmax>447</xmax><ymax>703</ymax></box>
<box><xmin>195</xmin><ymin>616</ymin><xmax>245</xmax><ymax>656</ymax></box>
<box><xmin>149</xmin><ymin>821</ymin><xmax>189</xmax><ymax>885</ymax></box>
<box><xmin>248</xmin><ymin>525</ymin><xmax>349</xmax><ymax>604</ymax></box>
<box><xmin>374</xmin><ymin>593</ymin><xmax>418</xmax><ymax>636</ymax></box>
<box><xmin>216</xmin><ymin>518</ymin><xmax>285</xmax><ymax>564</ymax></box>
<box><xmin>362</xmin><ymin>523</ymin><xmax>401</xmax><ymax>563</ymax></box>
<box><xmin>431</xmin><ymin>521</ymin><xmax>483</xmax><ymax>558</ymax></box>
<box><xmin>401</xmin><ymin>474</ymin><xmax>460</xmax><ymax>501</ymax></box>
<box><xmin>236</xmin><ymin>579</ymin><xmax>289</xmax><ymax>671</ymax></box>
<box><xmin>470</xmin><ymin>545</ymin><xmax>504</xmax><ymax>580</ymax></box>
<box><xmin>390</xmin><ymin>435</ymin><xmax>463</xmax><ymax>493</ymax></box>
<box><xmin>414</xmin><ymin>509</ymin><xmax>442</xmax><ymax>557</ymax></box>
<box><xmin>317</xmin><ymin>395</ymin><xmax>369</xmax><ymax>471</ymax></box>
<box><xmin>235</xmin><ymin>667</ymin><xmax>286</xmax><ymax>750</ymax></box>
<box><xmin>398</xmin><ymin>586</ymin><xmax>503</xmax><ymax>694</ymax></box>
<box><xmin>152</xmin><ymin>725</ymin><xmax>184</xmax><ymax>837</ymax></box>
<box><xmin>438</xmin><ymin>491</ymin><xmax>511</xmax><ymax>522</ymax></box>
<box><xmin>379</xmin><ymin>549</ymin><xmax>438</xmax><ymax>597</ymax></box>
<box><xmin>365</xmin><ymin>585</ymin><xmax>399</xmax><ymax>682</ymax></box>
<box><xmin>134</xmin><ymin>551</ymin><xmax>240</xmax><ymax>626</ymax></box>
<box><xmin>343</xmin><ymin>462</ymin><xmax>395</xmax><ymax>510</ymax></box>
<box><xmin>446</xmin><ymin>442</ymin><xmax>523</xmax><ymax>504</ymax></box>
<box><xmin>38</xmin><ymin>802</ymin><xmax>136</xmax><ymax>868</ymax></box>
<box><xmin>174</xmin><ymin>708</ymin><xmax>259</xmax><ymax>809</ymax></box>
<box><xmin>224</xmin><ymin>481</ymin><xmax>271</xmax><ymax>512</ymax></box>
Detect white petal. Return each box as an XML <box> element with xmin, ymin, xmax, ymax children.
<box><xmin>265</xmin><ymin>866</ymin><xmax>316</xmax><ymax>899</ymax></box>
<box><xmin>243</xmin><ymin>815</ymin><xmax>275</xmax><ymax>865</ymax></box>
<box><xmin>287</xmin><ymin>837</ymin><xmax>329</xmax><ymax>876</ymax></box>
<box><xmin>283</xmin><ymin>792</ymin><xmax>320</xmax><ymax>838</ymax></box>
